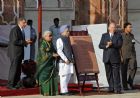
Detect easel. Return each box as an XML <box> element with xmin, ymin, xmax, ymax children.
<box><xmin>70</xmin><ymin>35</ymin><xmax>100</xmax><ymax>95</ymax></box>
<box><xmin>74</xmin><ymin>61</ymin><xmax>100</xmax><ymax>95</ymax></box>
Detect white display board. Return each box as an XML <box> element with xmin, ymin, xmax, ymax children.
<box><xmin>24</xmin><ymin>26</ymin><xmax>31</xmax><ymax>60</ymax></box>
<box><xmin>87</xmin><ymin>24</ymin><xmax>109</xmax><ymax>87</ymax></box>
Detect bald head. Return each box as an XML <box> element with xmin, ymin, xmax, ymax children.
<box><xmin>108</xmin><ymin>22</ymin><xmax>116</xmax><ymax>33</ymax></box>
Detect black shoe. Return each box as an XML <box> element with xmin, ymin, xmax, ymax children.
<box><xmin>108</xmin><ymin>90</ymin><xmax>114</xmax><ymax>93</ymax></box>
<box><xmin>15</xmin><ymin>81</ymin><xmax>23</xmax><ymax>89</ymax></box>
<box><xmin>123</xmin><ymin>87</ymin><xmax>129</xmax><ymax>90</ymax></box>
<box><xmin>15</xmin><ymin>85</ymin><xmax>21</xmax><ymax>89</ymax></box>
<box><xmin>127</xmin><ymin>81</ymin><xmax>134</xmax><ymax>89</ymax></box>
<box><xmin>7</xmin><ymin>86</ymin><xmax>16</xmax><ymax>90</ymax></box>
<box><xmin>129</xmin><ymin>86</ymin><xmax>136</xmax><ymax>90</ymax></box>
<box><xmin>114</xmin><ymin>91</ymin><xmax>122</xmax><ymax>94</ymax></box>
<box><xmin>60</xmin><ymin>92</ymin><xmax>73</xmax><ymax>96</ymax></box>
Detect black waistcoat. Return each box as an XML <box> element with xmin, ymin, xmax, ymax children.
<box><xmin>60</xmin><ymin>36</ymin><xmax>73</xmax><ymax>62</ymax></box>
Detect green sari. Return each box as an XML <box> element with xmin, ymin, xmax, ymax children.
<box><xmin>36</xmin><ymin>39</ymin><xmax>58</xmax><ymax>96</ymax></box>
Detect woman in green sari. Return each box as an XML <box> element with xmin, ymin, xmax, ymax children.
<box><xmin>36</xmin><ymin>31</ymin><xmax>58</xmax><ymax>96</ymax></box>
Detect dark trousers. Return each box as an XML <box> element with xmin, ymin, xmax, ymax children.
<box><xmin>7</xmin><ymin>56</ymin><xmax>22</xmax><ymax>87</ymax></box>
<box><xmin>121</xmin><ymin>57</ymin><xmax>137</xmax><ymax>89</ymax></box>
<box><xmin>105</xmin><ymin>62</ymin><xmax>121</xmax><ymax>91</ymax></box>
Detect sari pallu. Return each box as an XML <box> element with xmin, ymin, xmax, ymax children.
<box><xmin>36</xmin><ymin>40</ymin><xmax>58</xmax><ymax>96</ymax></box>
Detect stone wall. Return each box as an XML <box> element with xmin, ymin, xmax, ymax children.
<box><xmin>24</xmin><ymin>0</ymin><xmax>75</xmax><ymax>32</ymax></box>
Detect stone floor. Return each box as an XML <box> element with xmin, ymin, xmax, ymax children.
<box><xmin>2</xmin><ymin>92</ymin><xmax>140</xmax><ymax>98</ymax></box>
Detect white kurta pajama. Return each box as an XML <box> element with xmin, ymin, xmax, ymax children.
<box><xmin>56</xmin><ymin>38</ymin><xmax>74</xmax><ymax>93</ymax></box>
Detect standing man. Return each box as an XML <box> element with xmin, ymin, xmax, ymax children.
<box><xmin>49</xmin><ymin>18</ymin><xmax>60</xmax><ymax>49</ymax></box>
<box><xmin>121</xmin><ymin>22</ymin><xmax>137</xmax><ymax>90</ymax></box>
<box><xmin>7</xmin><ymin>18</ymin><xmax>32</xmax><ymax>89</ymax></box>
<box><xmin>99</xmin><ymin>23</ymin><xmax>123</xmax><ymax>94</ymax></box>
<box><xmin>27</xmin><ymin>19</ymin><xmax>37</xmax><ymax>61</ymax></box>
<box><xmin>56</xmin><ymin>25</ymin><xmax>74</xmax><ymax>95</ymax></box>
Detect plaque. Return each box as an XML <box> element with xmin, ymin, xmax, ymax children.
<box><xmin>70</xmin><ymin>36</ymin><xmax>99</xmax><ymax>74</ymax></box>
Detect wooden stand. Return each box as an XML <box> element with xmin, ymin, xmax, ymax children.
<box><xmin>70</xmin><ymin>35</ymin><xmax>100</xmax><ymax>95</ymax></box>
<box><xmin>77</xmin><ymin>73</ymin><xmax>100</xmax><ymax>95</ymax></box>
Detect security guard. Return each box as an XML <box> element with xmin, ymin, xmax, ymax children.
<box><xmin>121</xmin><ymin>22</ymin><xmax>137</xmax><ymax>90</ymax></box>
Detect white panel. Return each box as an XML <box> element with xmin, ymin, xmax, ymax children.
<box><xmin>87</xmin><ymin>24</ymin><xmax>109</xmax><ymax>87</ymax></box>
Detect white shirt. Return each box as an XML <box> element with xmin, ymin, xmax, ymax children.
<box><xmin>109</xmin><ymin>33</ymin><xmax>114</xmax><ymax>38</ymax></box>
<box><xmin>106</xmin><ymin>33</ymin><xmax>114</xmax><ymax>48</ymax></box>
<box><xmin>18</xmin><ymin>25</ymin><xmax>23</xmax><ymax>31</ymax></box>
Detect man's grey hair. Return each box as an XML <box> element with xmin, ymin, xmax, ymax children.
<box><xmin>18</xmin><ymin>17</ymin><xmax>26</xmax><ymax>23</ymax></box>
<box><xmin>42</xmin><ymin>30</ymin><xmax>52</xmax><ymax>38</ymax></box>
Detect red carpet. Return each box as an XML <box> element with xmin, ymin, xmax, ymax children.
<box><xmin>1</xmin><ymin>79</ymin><xmax>140</xmax><ymax>96</ymax></box>
<box><xmin>0</xmin><ymin>79</ymin><xmax>93</xmax><ymax>96</ymax></box>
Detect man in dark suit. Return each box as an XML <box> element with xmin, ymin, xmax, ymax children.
<box><xmin>121</xmin><ymin>22</ymin><xmax>137</xmax><ymax>90</ymax></box>
<box><xmin>7</xmin><ymin>18</ymin><xmax>32</xmax><ymax>89</ymax></box>
<box><xmin>99</xmin><ymin>23</ymin><xmax>123</xmax><ymax>94</ymax></box>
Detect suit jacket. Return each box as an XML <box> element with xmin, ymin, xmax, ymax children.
<box><xmin>99</xmin><ymin>32</ymin><xmax>123</xmax><ymax>63</ymax></box>
<box><xmin>7</xmin><ymin>25</ymin><xmax>26</xmax><ymax>60</ymax></box>
<box><xmin>121</xmin><ymin>32</ymin><xmax>136</xmax><ymax>59</ymax></box>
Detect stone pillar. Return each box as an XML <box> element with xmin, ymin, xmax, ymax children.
<box><xmin>75</xmin><ymin>0</ymin><xmax>89</xmax><ymax>25</ymax></box>
<box><xmin>75</xmin><ymin>0</ymin><xmax>127</xmax><ymax>27</ymax></box>
<box><xmin>107</xmin><ymin>0</ymin><xmax>127</xmax><ymax>28</ymax></box>
<box><xmin>75</xmin><ymin>0</ymin><xmax>103</xmax><ymax>25</ymax></box>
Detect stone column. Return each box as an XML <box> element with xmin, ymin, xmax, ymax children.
<box><xmin>75</xmin><ymin>0</ymin><xmax>103</xmax><ymax>25</ymax></box>
<box><xmin>75</xmin><ymin>0</ymin><xmax>127</xmax><ymax>27</ymax></box>
<box><xmin>75</xmin><ymin>0</ymin><xmax>89</xmax><ymax>25</ymax></box>
<box><xmin>107</xmin><ymin>0</ymin><xmax>127</xmax><ymax>28</ymax></box>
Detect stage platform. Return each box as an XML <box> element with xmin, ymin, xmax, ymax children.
<box><xmin>1</xmin><ymin>68</ymin><xmax>140</xmax><ymax>97</ymax></box>
<box><xmin>0</xmin><ymin>80</ymin><xmax>99</xmax><ymax>97</ymax></box>
<box><xmin>0</xmin><ymin>79</ymin><xmax>140</xmax><ymax>97</ymax></box>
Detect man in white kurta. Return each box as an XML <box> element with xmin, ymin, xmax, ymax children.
<box><xmin>56</xmin><ymin>25</ymin><xmax>74</xmax><ymax>95</ymax></box>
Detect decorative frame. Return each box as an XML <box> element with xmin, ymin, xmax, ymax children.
<box><xmin>0</xmin><ymin>0</ymin><xmax>24</xmax><ymax>25</ymax></box>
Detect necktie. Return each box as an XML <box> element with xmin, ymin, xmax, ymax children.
<box><xmin>22</xmin><ymin>29</ymin><xmax>25</xmax><ymax>40</ymax></box>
